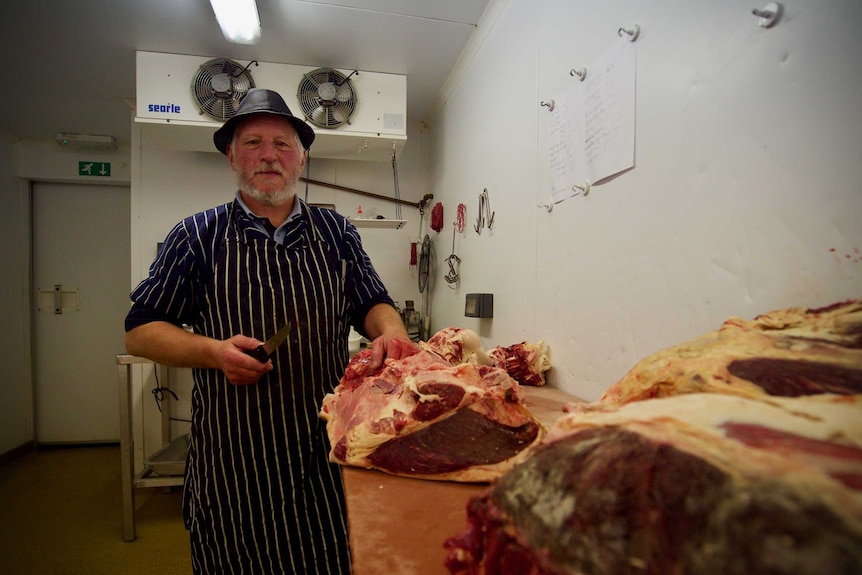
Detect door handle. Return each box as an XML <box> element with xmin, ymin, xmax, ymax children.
<box><xmin>37</xmin><ymin>284</ymin><xmax>80</xmax><ymax>314</ymax></box>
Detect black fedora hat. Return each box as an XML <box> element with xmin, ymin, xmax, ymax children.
<box><xmin>213</xmin><ymin>88</ymin><xmax>315</xmax><ymax>154</ymax></box>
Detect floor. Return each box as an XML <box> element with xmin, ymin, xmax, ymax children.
<box><xmin>0</xmin><ymin>445</ymin><xmax>191</xmax><ymax>574</ymax></box>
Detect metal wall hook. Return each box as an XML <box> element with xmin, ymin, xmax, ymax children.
<box><xmin>572</xmin><ymin>181</ymin><xmax>591</xmax><ymax>197</ymax></box>
<box><xmin>570</xmin><ymin>67</ymin><xmax>587</xmax><ymax>81</ymax></box>
<box><xmin>618</xmin><ymin>25</ymin><xmax>640</xmax><ymax>42</ymax></box>
<box><xmin>485</xmin><ymin>193</ymin><xmax>495</xmax><ymax>229</ymax></box>
<box><xmin>475</xmin><ymin>188</ymin><xmax>495</xmax><ymax>234</ymax></box>
<box><xmin>752</xmin><ymin>2</ymin><xmax>782</xmax><ymax>28</ymax></box>
<box><xmin>540</xmin><ymin>99</ymin><xmax>555</xmax><ymax>112</ymax></box>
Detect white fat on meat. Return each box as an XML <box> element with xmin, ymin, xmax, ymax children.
<box><xmin>599</xmin><ymin>300</ymin><xmax>862</xmax><ymax>405</ymax></box>
<box><xmin>419</xmin><ymin>326</ymin><xmax>492</xmax><ymax>366</ymax></box>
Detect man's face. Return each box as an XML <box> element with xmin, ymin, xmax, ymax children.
<box><xmin>227</xmin><ymin>115</ymin><xmax>306</xmax><ymax>207</ymax></box>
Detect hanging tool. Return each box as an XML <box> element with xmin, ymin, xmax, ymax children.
<box><xmin>444</xmin><ymin>203</ymin><xmax>466</xmax><ymax>287</ymax></box>
<box><xmin>391</xmin><ymin>145</ymin><xmax>403</xmax><ymax>221</ymax></box>
<box><xmin>409</xmin><ymin>241</ymin><xmax>418</xmax><ymax>277</ymax></box>
<box><xmin>410</xmin><ymin>195</ymin><xmax>431</xmax><ymax>277</ymax></box>
<box><xmin>418</xmin><ymin>235</ymin><xmax>431</xmax><ymax>293</ymax></box>
<box><xmin>431</xmin><ymin>202</ymin><xmax>444</xmax><ymax>233</ymax></box>
<box><xmin>474</xmin><ymin>188</ymin><xmax>495</xmax><ymax>234</ymax></box>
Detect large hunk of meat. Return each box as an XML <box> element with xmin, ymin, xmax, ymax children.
<box><xmin>445</xmin><ymin>393</ymin><xmax>862</xmax><ymax>575</ymax></box>
<box><xmin>319</xmin><ymin>349</ymin><xmax>545</xmax><ymax>482</ymax></box>
<box><xmin>444</xmin><ymin>300</ymin><xmax>862</xmax><ymax>575</ymax></box>
<box><xmin>601</xmin><ymin>299</ymin><xmax>862</xmax><ymax>405</ymax></box>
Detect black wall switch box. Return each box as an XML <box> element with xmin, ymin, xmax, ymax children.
<box><xmin>465</xmin><ymin>293</ymin><xmax>493</xmax><ymax>318</ymax></box>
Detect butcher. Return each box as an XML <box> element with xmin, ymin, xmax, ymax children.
<box><xmin>124</xmin><ymin>88</ymin><xmax>418</xmax><ymax>574</ymax></box>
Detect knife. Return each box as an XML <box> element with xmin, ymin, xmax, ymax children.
<box><xmin>244</xmin><ymin>322</ymin><xmax>292</xmax><ymax>363</ymax></box>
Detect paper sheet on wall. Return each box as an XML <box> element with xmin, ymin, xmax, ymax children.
<box><xmin>550</xmin><ymin>39</ymin><xmax>636</xmax><ymax>203</ymax></box>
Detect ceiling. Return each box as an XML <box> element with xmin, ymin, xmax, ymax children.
<box><xmin>0</xmin><ymin>0</ymin><xmax>491</xmax><ymax>147</ymax></box>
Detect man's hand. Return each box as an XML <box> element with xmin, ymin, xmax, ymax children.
<box><xmin>218</xmin><ymin>334</ymin><xmax>274</xmax><ymax>385</ymax></box>
<box><xmin>368</xmin><ymin>333</ymin><xmax>421</xmax><ymax>369</ymax></box>
<box><xmin>362</xmin><ymin>302</ymin><xmax>421</xmax><ymax>369</ymax></box>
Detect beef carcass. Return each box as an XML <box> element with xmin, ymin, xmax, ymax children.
<box><xmin>444</xmin><ymin>393</ymin><xmax>862</xmax><ymax>575</ymax></box>
<box><xmin>601</xmin><ymin>300</ymin><xmax>862</xmax><ymax>406</ymax></box>
<box><xmin>319</xmin><ymin>349</ymin><xmax>545</xmax><ymax>482</ymax></box>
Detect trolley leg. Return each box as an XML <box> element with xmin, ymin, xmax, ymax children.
<box><xmin>118</xmin><ymin>362</ymin><xmax>136</xmax><ymax>542</ymax></box>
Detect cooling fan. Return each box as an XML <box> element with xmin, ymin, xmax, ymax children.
<box><xmin>297</xmin><ymin>67</ymin><xmax>357</xmax><ymax>128</ymax></box>
<box><xmin>191</xmin><ymin>58</ymin><xmax>256</xmax><ymax>121</ymax></box>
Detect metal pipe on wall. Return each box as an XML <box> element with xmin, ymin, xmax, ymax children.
<box><xmin>300</xmin><ymin>177</ymin><xmax>431</xmax><ymax>209</ymax></box>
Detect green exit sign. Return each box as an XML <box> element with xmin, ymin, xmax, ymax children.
<box><xmin>78</xmin><ymin>161</ymin><xmax>111</xmax><ymax>177</ymax></box>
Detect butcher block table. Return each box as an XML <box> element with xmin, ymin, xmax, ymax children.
<box><xmin>343</xmin><ymin>385</ymin><xmax>580</xmax><ymax>575</ymax></box>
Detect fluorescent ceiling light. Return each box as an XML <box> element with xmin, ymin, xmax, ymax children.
<box><xmin>210</xmin><ymin>0</ymin><xmax>261</xmax><ymax>44</ymax></box>
<box><xmin>56</xmin><ymin>132</ymin><xmax>117</xmax><ymax>150</ymax></box>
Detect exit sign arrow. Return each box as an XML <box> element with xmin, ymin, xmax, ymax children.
<box><xmin>78</xmin><ymin>161</ymin><xmax>111</xmax><ymax>177</ymax></box>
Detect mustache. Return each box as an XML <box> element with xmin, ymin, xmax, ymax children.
<box><xmin>254</xmin><ymin>162</ymin><xmax>286</xmax><ymax>176</ymax></box>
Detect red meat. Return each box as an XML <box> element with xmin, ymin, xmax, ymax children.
<box><xmin>445</xmin><ymin>393</ymin><xmax>862</xmax><ymax>574</ymax></box>
<box><xmin>320</xmin><ymin>349</ymin><xmax>545</xmax><ymax>482</ymax></box>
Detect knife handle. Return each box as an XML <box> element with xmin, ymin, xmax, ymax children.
<box><xmin>244</xmin><ymin>345</ymin><xmax>270</xmax><ymax>363</ymax></box>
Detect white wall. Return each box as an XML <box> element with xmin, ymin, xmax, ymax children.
<box><xmin>427</xmin><ymin>0</ymin><xmax>862</xmax><ymax>401</ymax></box>
<box><xmin>13</xmin><ymin>140</ymin><xmax>131</xmax><ymax>185</ymax></box>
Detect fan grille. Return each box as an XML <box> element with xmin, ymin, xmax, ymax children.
<box><xmin>297</xmin><ymin>67</ymin><xmax>357</xmax><ymax>129</ymax></box>
<box><xmin>191</xmin><ymin>58</ymin><xmax>256</xmax><ymax>121</ymax></box>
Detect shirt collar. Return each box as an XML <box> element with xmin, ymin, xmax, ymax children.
<box><xmin>234</xmin><ymin>191</ymin><xmax>303</xmax><ymax>242</ymax></box>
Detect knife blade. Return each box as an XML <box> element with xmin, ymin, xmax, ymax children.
<box><xmin>245</xmin><ymin>321</ymin><xmax>292</xmax><ymax>363</ymax></box>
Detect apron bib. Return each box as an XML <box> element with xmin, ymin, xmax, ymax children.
<box><xmin>184</xmin><ymin>203</ymin><xmax>351</xmax><ymax>575</ymax></box>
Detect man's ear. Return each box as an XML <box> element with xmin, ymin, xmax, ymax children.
<box><xmin>226</xmin><ymin>144</ymin><xmax>238</xmax><ymax>170</ymax></box>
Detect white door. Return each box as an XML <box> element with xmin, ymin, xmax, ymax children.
<box><xmin>32</xmin><ymin>182</ymin><xmax>130</xmax><ymax>443</ymax></box>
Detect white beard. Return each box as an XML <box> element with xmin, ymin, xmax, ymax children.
<box><xmin>237</xmin><ymin>162</ymin><xmax>300</xmax><ymax>207</ymax></box>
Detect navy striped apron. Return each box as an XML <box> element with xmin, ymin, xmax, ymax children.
<box><xmin>184</xmin><ymin>203</ymin><xmax>352</xmax><ymax>574</ymax></box>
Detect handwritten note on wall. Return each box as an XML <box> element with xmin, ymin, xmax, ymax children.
<box><xmin>549</xmin><ymin>39</ymin><xmax>636</xmax><ymax>203</ymax></box>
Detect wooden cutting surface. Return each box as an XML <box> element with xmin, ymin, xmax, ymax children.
<box><xmin>343</xmin><ymin>385</ymin><xmax>580</xmax><ymax>575</ymax></box>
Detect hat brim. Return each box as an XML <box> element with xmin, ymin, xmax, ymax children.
<box><xmin>213</xmin><ymin>112</ymin><xmax>316</xmax><ymax>155</ymax></box>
